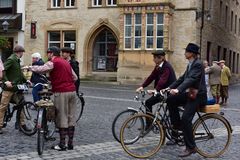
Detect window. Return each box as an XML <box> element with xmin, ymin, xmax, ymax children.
<box><xmin>225</xmin><ymin>6</ymin><xmax>228</xmax><ymax>28</ymax></box>
<box><xmin>239</xmin><ymin>18</ymin><xmax>240</xmax><ymax>36</ymax></box>
<box><xmin>233</xmin><ymin>52</ymin><xmax>236</xmax><ymax>73</ymax></box>
<box><xmin>51</xmin><ymin>0</ymin><xmax>61</xmax><ymax>8</ymax></box>
<box><xmin>146</xmin><ymin>13</ymin><xmax>154</xmax><ymax>49</ymax></box>
<box><xmin>223</xmin><ymin>48</ymin><xmax>227</xmax><ymax>60</ymax></box>
<box><xmin>48</xmin><ymin>31</ymin><xmax>76</xmax><ymax>53</ymax></box>
<box><xmin>65</xmin><ymin>0</ymin><xmax>75</xmax><ymax>7</ymax></box>
<box><xmin>230</xmin><ymin>11</ymin><xmax>233</xmax><ymax>31</ymax></box>
<box><xmin>124</xmin><ymin>14</ymin><xmax>132</xmax><ymax>49</ymax></box>
<box><xmin>0</xmin><ymin>0</ymin><xmax>12</xmax><ymax>8</ymax></box>
<box><xmin>92</xmin><ymin>0</ymin><xmax>102</xmax><ymax>6</ymax></box>
<box><xmin>229</xmin><ymin>50</ymin><xmax>232</xmax><ymax>70</ymax></box>
<box><xmin>237</xmin><ymin>54</ymin><xmax>239</xmax><ymax>74</ymax></box>
<box><xmin>217</xmin><ymin>46</ymin><xmax>221</xmax><ymax>60</ymax></box>
<box><xmin>134</xmin><ymin>14</ymin><xmax>142</xmax><ymax>49</ymax></box>
<box><xmin>107</xmin><ymin>0</ymin><xmax>117</xmax><ymax>6</ymax></box>
<box><xmin>235</xmin><ymin>15</ymin><xmax>237</xmax><ymax>34</ymax></box>
<box><xmin>219</xmin><ymin>1</ymin><xmax>223</xmax><ymax>24</ymax></box>
<box><xmin>156</xmin><ymin>13</ymin><xmax>164</xmax><ymax>50</ymax></box>
<box><xmin>206</xmin><ymin>41</ymin><xmax>211</xmax><ymax>62</ymax></box>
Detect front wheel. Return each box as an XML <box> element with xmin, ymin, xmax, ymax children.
<box><xmin>75</xmin><ymin>93</ymin><xmax>85</xmax><ymax>123</ymax></box>
<box><xmin>193</xmin><ymin>113</ymin><xmax>232</xmax><ymax>158</ymax></box>
<box><xmin>120</xmin><ymin>113</ymin><xmax>165</xmax><ymax>159</ymax></box>
<box><xmin>37</xmin><ymin>108</ymin><xmax>46</xmax><ymax>155</ymax></box>
<box><xmin>112</xmin><ymin>109</ymin><xmax>138</xmax><ymax>143</ymax></box>
<box><xmin>17</xmin><ymin>102</ymin><xmax>38</xmax><ymax>136</ymax></box>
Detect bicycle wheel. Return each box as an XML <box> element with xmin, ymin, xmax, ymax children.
<box><xmin>120</xmin><ymin>113</ymin><xmax>165</xmax><ymax>159</ymax></box>
<box><xmin>37</xmin><ymin>108</ymin><xmax>46</xmax><ymax>155</ymax></box>
<box><xmin>45</xmin><ymin>120</ymin><xmax>56</xmax><ymax>140</ymax></box>
<box><xmin>112</xmin><ymin>109</ymin><xmax>138</xmax><ymax>143</ymax></box>
<box><xmin>75</xmin><ymin>93</ymin><xmax>85</xmax><ymax>123</ymax></box>
<box><xmin>17</xmin><ymin>102</ymin><xmax>38</xmax><ymax>136</ymax></box>
<box><xmin>193</xmin><ymin>113</ymin><xmax>232</xmax><ymax>158</ymax></box>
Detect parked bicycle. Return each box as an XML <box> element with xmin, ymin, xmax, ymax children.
<box><xmin>2</xmin><ymin>84</ymin><xmax>37</xmax><ymax>136</ymax></box>
<box><xmin>119</xmin><ymin>90</ymin><xmax>232</xmax><ymax>158</ymax></box>
<box><xmin>112</xmin><ymin>91</ymin><xmax>150</xmax><ymax>143</ymax></box>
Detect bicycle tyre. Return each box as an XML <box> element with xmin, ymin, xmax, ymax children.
<box><xmin>75</xmin><ymin>93</ymin><xmax>85</xmax><ymax>123</ymax></box>
<box><xmin>193</xmin><ymin>113</ymin><xmax>232</xmax><ymax>158</ymax></box>
<box><xmin>112</xmin><ymin>109</ymin><xmax>138</xmax><ymax>143</ymax></box>
<box><xmin>120</xmin><ymin>113</ymin><xmax>165</xmax><ymax>159</ymax></box>
<box><xmin>17</xmin><ymin>102</ymin><xmax>38</xmax><ymax>136</ymax></box>
<box><xmin>37</xmin><ymin>108</ymin><xmax>46</xmax><ymax>155</ymax></box>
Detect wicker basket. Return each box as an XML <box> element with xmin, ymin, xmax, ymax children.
<box><xmin>199</xmin><ymin>104</ymin><xmax>220</xmax><ymax>113</ymax></box>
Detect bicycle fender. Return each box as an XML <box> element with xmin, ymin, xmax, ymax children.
<box><xmin>127</xmin><ymin>107</ymin><xmax>138</xmax><ymax>112</ymax></box>
<box><xmin>37</xmin><ymin>109</ymin><xmax>44</xmax><ymax>129</ymax></box>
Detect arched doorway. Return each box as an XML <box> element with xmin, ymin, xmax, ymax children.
<box><xmin>92</xmin><ymin>29</ymin><xmax>118</xmax><ymax>72</ymax></box>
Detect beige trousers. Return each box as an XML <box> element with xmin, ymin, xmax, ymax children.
<box><xmin>54</xmin><ymin>92</ymin><xmax>76</xmax><ymax>128</ymax></box>
<box><xmin>0</xmin><ymin>91</ymin><xmax>25</xmax><ymax>127</ymax></box>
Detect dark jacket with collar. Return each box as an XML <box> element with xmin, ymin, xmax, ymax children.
<box><xmin>169</xmin><ymin>58</ymin><xmax>207</xmax><ymax>95</ymax></box>
<box><xmin>30</xmin><ymin>59</ymin><xmax>46</xmax><ymax>84</ymax></box>
<box><xmin>142</xmin><ymin>61</ymin><xmax>176</xmax><ymax>91</ymax></box>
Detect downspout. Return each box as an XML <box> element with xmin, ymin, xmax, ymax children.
<box><xmin>199</xmin><ymin>0</ymin><xmax>205</xmax><ymax>56</ymax></box>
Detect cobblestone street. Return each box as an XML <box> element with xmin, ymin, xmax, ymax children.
<box><xmin>0</xmin><ymin>82</ymin><xmax>240</xmax><ymax>160</ymax></box>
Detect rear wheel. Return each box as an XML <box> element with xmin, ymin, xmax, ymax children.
<box><xmin>120</xmin><ymin>113</ymin><xmax>165</xmax><ymax>159</ymax></box>
<box><xmin>75</xmin><ymin>93</ymin><xmax>85</xmax><ymax>123</ymax></box>
<box><xmin>17</xmin><ymin>102</ymin><xmax>38</xmax><ymax>136</ymax></box>
<box><xmin>193</xmin><ymin>113</ymin><xmax>232</xmax><ymax>158</ymax></box>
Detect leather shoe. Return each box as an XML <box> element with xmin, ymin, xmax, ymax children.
<box><xmin>0</xmin><ymin>128</ymin><xmax>3</xmax><ymax>134</ymax></box>
<box><xmin>68</xmin><ymin>144</ymin><xmax>74</xmax><ymax>150</ymax></box>
<box><xmin>51</xmin><ymin>144</ymin><xmax>67</xmax><ymax>151</ymax></box>
<box><xmin>178</xmin><ymin>147</ymin><xmax>196</xmax><ymax>157</ymax></box>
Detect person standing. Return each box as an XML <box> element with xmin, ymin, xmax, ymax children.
<box><xmin>61</xmin><ymin>47</ymin><xmax>80</xmax><ymax>95</ymax></box>
<box><xmin>205</xmin><ymin>60</ymin><xmax>221</xmax><ymax>103</ymax></box>
<box><xmin>30</xmin><ymin>52</ymin><xmax>45</xmax><ymax>102</ymax></box>
<box><xmin>28</xmin><ymin>46</ymin><xmax>77</xmax><ymax>150</ymax></box>
<box><xmin>166</xmin><ymin>43</ymin><xmax>207</xmax><ymax>157</ymax></box>
<box><xmin>136</xmin><ymin>50</ymin><xmax>176</xmax><ymax>114</ymax></box>
<box><xmin>0</xmin><ymin>45</ymin><xmax>29</xmax><ymax>134</ymax></box>
<box><xmin>219</xmin><ymin>60</ymin><xmax>231</xmax><ymax>106</ymax></box>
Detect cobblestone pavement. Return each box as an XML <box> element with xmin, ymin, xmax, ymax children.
<box><xmin>0</xmin><ymin>82</ymin><xmax>240</xmax><ymax>160</ymax></box>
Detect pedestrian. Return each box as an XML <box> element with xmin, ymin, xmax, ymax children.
<box><xmin>166</xmin><ymin>43</ymin><xmax>207</xmax><ymax>157</ymax></box>
<box><xmin>0</xmin><ymin>58</ymin><xmax>4</xmax><ymax>80</ymax></box>
<box><xmin>203</xmin><ymin>60</ymin><xmax>210</xmax><ymax>97</ymax></box>
<box><xmin>219</xmin><ymin>60</ymin><xmax>231</xmax><ymax>106</ymax></box>
<box><xmin>205</xmin><ymin>60</ymin><xmax>221</xmax><ymax>103</ymax></box>
<box><xmin>30</xmin><ymin>52</ymin><xmax>45</xmax><ymax>102</ymax></box>
<box><xmin>0</xmin><ymin>45</ymin><xmax>30</xmax><ymax>134</ymax></box>
<box><xmin>61</xmin><ymin>47</ymin><xmax>80</xmax><ymax>95</ymax></box>
<box><xmin>28</xmin><ymin>46</ymin><xmax>77</xmax><ymax>150</ymax></box>
<box><xmin>136</xmin><ymin>50</ymin><xmax>176</xmax><ymax>115</ymax></box>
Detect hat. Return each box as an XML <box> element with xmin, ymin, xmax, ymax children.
<box><xmin>152</xmin><ymin>50</ymin><xmax>166</xmax><ymax>56</ymax></box>
<box><xmin>61</xmin><ymin>47</ymin><xmax>73</xmax><ymax>54</ymax></box>
<box><xmin>31</xmin><ymin>52</ymin><xmax>41</xmax><ymax>59</ymax></box>
<box><xmin>47</xmin><ymin>46</ymin><xmax>60</xmax><ymax>54</ymax></box>
<box><xmin>219</xmin><ymin>60</ymin><xmax>225</xmax><ymax>63</ymax></box>
<box><xmin>13</xmin><ymin>45</ymin><xmax>25</xmax><ymax>52</ymax></box>
<box><xmin>185</xmin><ymin>43</ymin><xmax>200</xmax><ymax>54</ymax></box>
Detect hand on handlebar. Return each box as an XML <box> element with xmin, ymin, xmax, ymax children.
<box><xmin>147</xmin><ymin>89</ymin><xmax>157</xmax><ymax>95</ymax></box>
<box><xmin>169</xmin><ymin>89</ymin><xmax>179</xmax><ymax>95</ymax></box>
<box><xmin>5</xmin><ymin>81</ymin><xmax>13</xmax><ymax>88</ymax></box>
<box><xmin>136</xmin><ymin>87</ymin><xmax>144</xmax><ymax>93</ymax></box>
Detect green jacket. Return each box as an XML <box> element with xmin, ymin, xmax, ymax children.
<box><xmin>3</xmin><ymin>53</ymin><xmax>26</xmax><ymax>91</ymax></box>
<box><xmin>220</xmin><ymin>66</ymin><xmax>231</xmax><ymax>86</ymax></box>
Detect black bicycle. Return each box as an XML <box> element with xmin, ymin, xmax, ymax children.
<box><xmin>2</xmin><ymin>84</ymin><xmax>37</xmax><ymax>136</ymax></box>
<box><xmin>119</xmin><ymin>90</ymin><xmax>232</xmax><ymax>158</ymax></box>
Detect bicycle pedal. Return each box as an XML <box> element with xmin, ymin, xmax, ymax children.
<box><xmin>48</xmin><ymin>137</ymin><xmax>56</xmax><ymax>141</ymax></box>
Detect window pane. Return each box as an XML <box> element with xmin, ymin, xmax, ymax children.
<box><xmin>125</xmin><ymin>38</ymin><xmax>131</xmax><ymax>48</ymax></box>
<box><xmin>113</xmin><ymin>0</ymin><xmax>116</xmax><ymax>4</ymax></box>
<box><xmin>71</xmin><ymin>0</ymin><xmax>75</xmax><ymax>6</ymax></box>
<box><xmin>135</xmin><ymin>14</ymin><xmax>141</xmax><ymax>24</ymax></box>
<box><xmin>135</xmin><ymin>26</ymin><xmax>141</xmax><ymax>36</ymax></box>
<box><xmin>147</xmin><ymin>26</ymin><xmax>153</xmax><ymax>36</ymax></box>
<box><xmin>64</xmin><ymin>31</ymin><xmax>76</xmax><ymax>41</ymax></box>
<box><xmin>99</xmin><ymin>43</ymin><xmax>106</xmax><ymax>56</ymax></box>
<box><xmin>146</xmin><ymin>38</ymin><xmax>153</xmax><ymax>48</ymax></box>
<box><xmin>66</xmin><ymin>0</ymin><xmax>70</xmax><ymax>6</ymax></box>
<box><xmin>0</xmin><ymin>0</ymin><xmax>12</xmax><ymax>8</ymax></box>
<box><xmin>135</xmin><ymin>38</ymin><xmax>141</xmax><ymax>48</ymax></box>
<box><xmin>125</xmin><ymin>26</ymin><xmax>131</xmax><ymax>37</ymax></box>
<box><xmin>157</xmin><ymin>25</ymin><xmax>163</xmax><ymax>36</ymax></box>
<box><xmin>125</xmin><ymin>14</ymin><xmax>132</xmax><ymax>25</ymax></box>
<box><xmin>49</xmin><ymin>32</ymin><xmax>60</xmax><ymax>41</ymax></box>
<box><xmin>107</xmin><ymin>32</ymin><xmax>116</xmax><ymax>42</ymax></box>
<box><xmin>157</xmin><ymin>38</ymin><xmax>163</xmax><ymax>48</ymax></box>
<box><xmin>157</xmin><ymin>13</ymin><xmax>164</xmax><ymax>24</ymax></box>
<box><xmin>147</xmin><ymin>14</ymin><xmax>154</xmax><ymax>24</ymax></box>
<box><xmin>49</xmin><ymin>43</ymin><xmax>61</xmax><ymax>48</ymax></box>
<box><xmin>99</xmin><ymin>0</ymin><xmax>102</xmax><ymax>5</ymax></box>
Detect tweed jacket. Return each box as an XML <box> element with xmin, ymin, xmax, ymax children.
<box><xmin>220</xmin><ymin>66</ymin><xmax>231</xmax><ymax>86</ymax></box>
<box><xmin>205</xmin><ymin>63</ymin><xmax>221</xmax><ymax>85</ymax></box>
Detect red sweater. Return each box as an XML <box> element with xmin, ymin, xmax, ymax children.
<box><xmin>50</xmin><ymin>57</ymin><xmax>76</xmax><ymax>92</ymax></box>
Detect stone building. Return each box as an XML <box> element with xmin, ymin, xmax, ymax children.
<box><xmin>23</xmin><ymin>0</ymin><xmax>240</xmax><ymax>84</ymax></box>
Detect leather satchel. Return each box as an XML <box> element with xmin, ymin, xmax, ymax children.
<box><xmin>187</xmin><ymin>88</ymin><xmax>198</xmax><ymax>100</ymax></box>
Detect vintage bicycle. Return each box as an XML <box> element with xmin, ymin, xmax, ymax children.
<box><xmin>119</xmin><ymin>90</ymin><xmax>232</xmax><ymax>158</ymax></box>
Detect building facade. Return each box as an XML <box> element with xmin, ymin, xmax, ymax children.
<box><xmin>23</xmin><ymin>0</ymin><xmax>240</xmax><ymax>84</ymax></box>
<box><xmin>0</xmin><ymin>0</ymin><xmax>25</xmax><ymax>62</ymax></box>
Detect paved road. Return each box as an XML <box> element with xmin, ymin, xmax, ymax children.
<box><xmin>0</xmin><ymin>82</ymin><xmax>240</xmax><ymax>160</ymax></box>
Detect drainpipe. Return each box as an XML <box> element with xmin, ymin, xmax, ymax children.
<box><xmin>199</xmin><ymin>0</ymin><xmax>205</xmax><ymax>56</ymax></box>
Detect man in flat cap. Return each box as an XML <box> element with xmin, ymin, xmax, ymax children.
<box><xmin>136</xmin><ymin>50</ymin><xmax>176</xmax><ymax>118</ymax></box>
<box><xmin>218</xmin><ymin>60</ymin><xmax>231</xmax><ymax>106</ymax></box>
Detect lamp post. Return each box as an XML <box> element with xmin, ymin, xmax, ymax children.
<box><xmin>2</xmin><ymin>21</ymin><xmax>10</xmax><ymax>32</ymax></box>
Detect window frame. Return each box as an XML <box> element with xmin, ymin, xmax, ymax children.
<box><xmin>156</xmin><ymin>13</ymin><xmax>164</xmax><ymax>50</ymax></box>
<box><xmin>92</xmin><ymin>0</ymin><xmax>102</xmax><ymax>7</ymax></box>
<box><xmin>64</xmin><ymin>0</ymin><xmax>75</xmax><ymax>8</ymax></box>
<box><xmin>145</xmin><ymin>13</ymin><xmax>154</xmax><ymax>50</ymax></box>
<box><xmin>134</xmin><ymin>13</ymin><xmax>142</xmax><ymax>50</ymax></box>
<box><xmin>51</xmin><ymin>0</ymin><xmax>61</xmax><ymax>8</ymax></box>
<box><xmin>106</xmin><ymin>0</ymin><xmax>117</xmax><ymax>6</ymax></box>
<box><xmin>124</xmin><ymin>14</ymin><xmax>132</xmax><ymax>50</ymax></box>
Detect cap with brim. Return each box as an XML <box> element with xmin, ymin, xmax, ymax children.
<box><xmin>61</xmin><ymin>47</ymin><xmax>73</xmax><ymax>54</ymax></box>
<box><xmin>184</xmin><ymin>43</ymin><xmax>200</xmax><ymax>54</ymax></box>
<box><xmin>219</xmin><ymin>60</ymin><xmax>225</xmax><ymax>63</ymax></box>
<box><xmin>152</xmin><ymin>50</ymin><xmax>165</xmax><ymax>56</ymax></box>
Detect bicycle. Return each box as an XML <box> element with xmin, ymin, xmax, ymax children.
<box><xmin>119</xmin><ymin>90</ymin><xmax>232</xmax><ymax>158</ymax></box>
<box><xmin>75</xmin><ymin>92</ymin><xmax>85</xmax><ymax>123</ymax></box>
<box><xmin>35</xmin><ymin>83</ymin><xmax>56</xmax><ymax>155</ymax></box>
<box><xmin>112</xmin><ymin>91</ymin><xmax>150</xmax><ymax>143</ymax></box>
<box><xmin>2</xmin><ymin>84</ymin><xmax>37</xmax><ymax>136</ymax></box>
